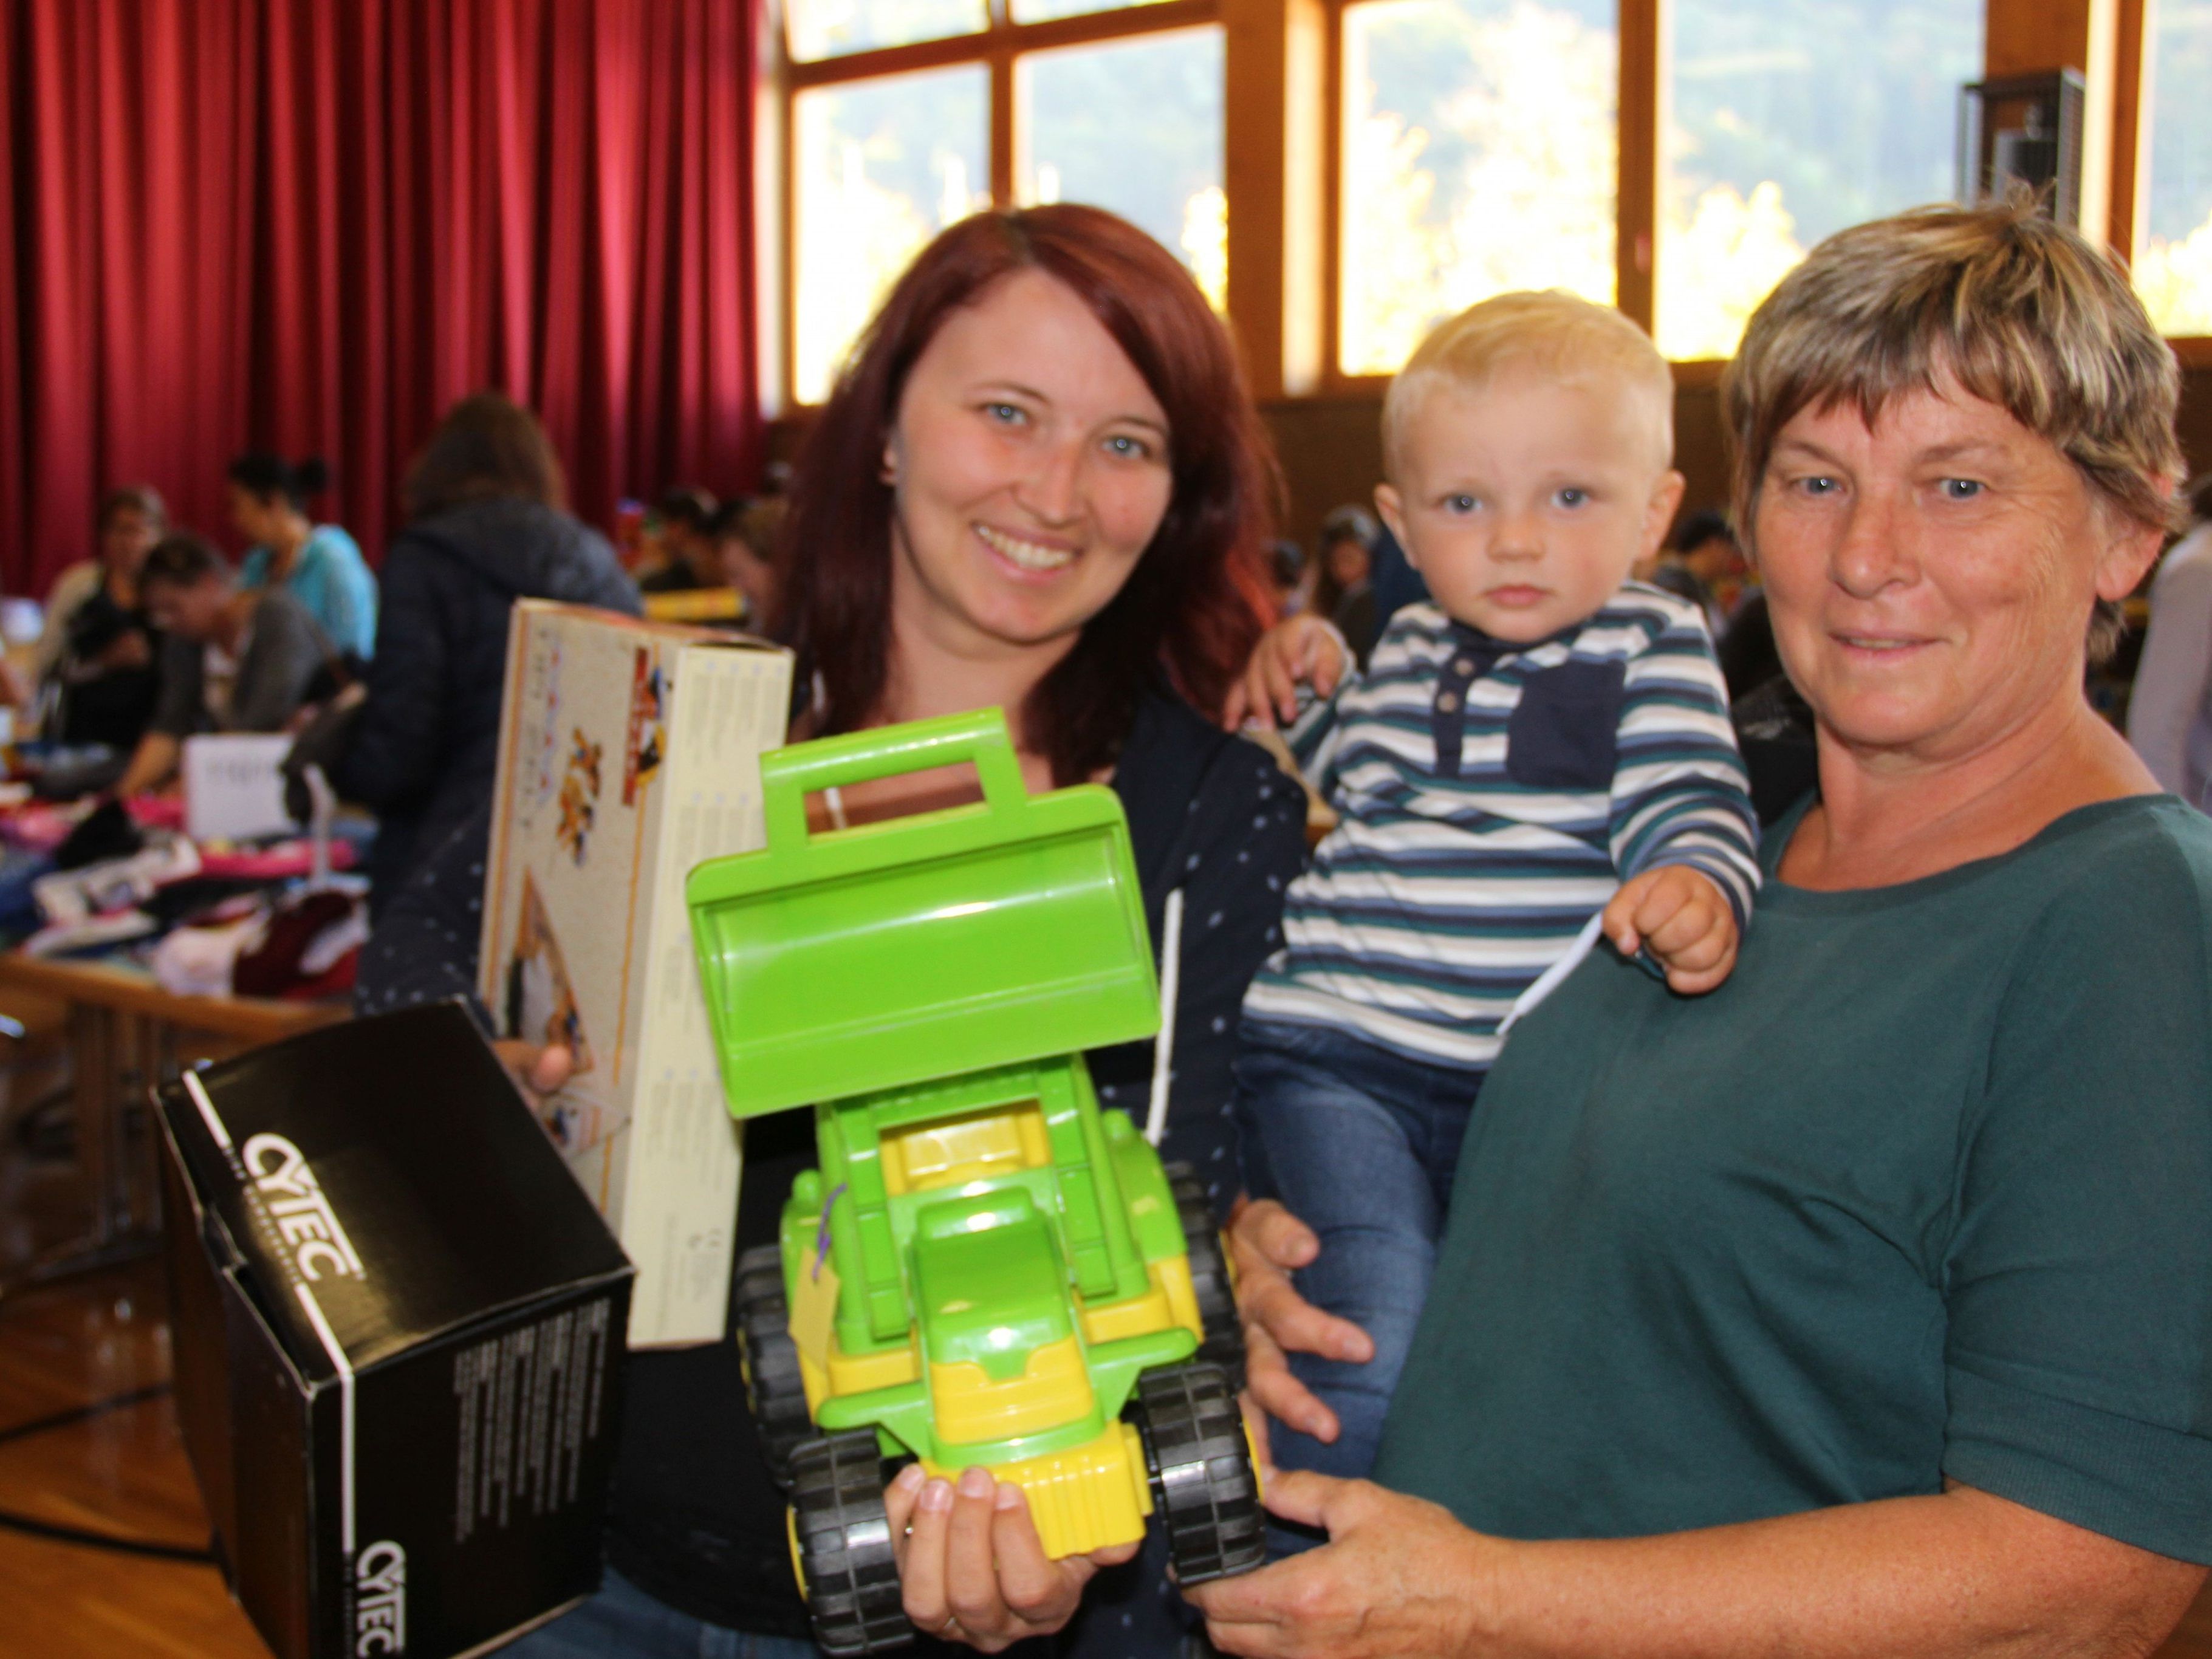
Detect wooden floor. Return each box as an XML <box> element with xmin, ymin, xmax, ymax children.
<box><xmin>0</xmin><ymin>982</ymin><xmax>264</xmax><ymax>1659</ymax></box>
<box><xmin>4</xmin><ymin>1007</ymin><xmax>2212</xmax><ymax>1658</ymax></box>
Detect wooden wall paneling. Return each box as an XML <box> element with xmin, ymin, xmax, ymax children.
<box><xmin>1983</xmin><ymin>0</ymin><xmax>2118</xmax><ymax>244</ymax></box>
<box><xmin>1261</xmin><ymin>391</ymin><xmax>1386</xmax><ymax>550</ymax></box>
<box><xmin>1669</xmin><ymin>377</ymin><xmax>1731</xmax><ymax>521</ymax></box>
<box><xmin>2174</xmin><ymin>363</ymin><xmax>2212</xmax><ymax>485</ymax></box>
<box><xmin>1259</xmin><ymin>379</ymin><xmax>1752</xmax><ymax>553</ymax></box>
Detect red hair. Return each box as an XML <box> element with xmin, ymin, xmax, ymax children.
<box><xmin>775</xmin><ymin>205</ymin><xmax>1278</xmax><ymax>783</ymax></box>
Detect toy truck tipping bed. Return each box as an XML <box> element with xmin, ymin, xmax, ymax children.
<box><xmin>686</xmin><ymin>710</ymin><xmax>1262</xmax><ymax>1657</ymax></box>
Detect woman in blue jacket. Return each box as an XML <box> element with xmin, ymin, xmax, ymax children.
<box><xmin>334</xmin><ymin>394</ymin><xmax>639</xmax><ymax>901</ymax></box>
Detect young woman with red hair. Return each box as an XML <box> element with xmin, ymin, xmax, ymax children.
<box><xmin>362</xmin><ymin>205</ymin><xmax>1309</xmax><ymax>1658</ymax></box>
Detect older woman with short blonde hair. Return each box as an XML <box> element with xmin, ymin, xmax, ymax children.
<box><xmin>1179</xmin><ymin>197</ymin><xmax>2212</xmax><ymax>1659</ymax></box>
<box><xmin>917</xmin><ymin>198</ymin><xmax>2212</xmax><ymax>1657</ymax></box>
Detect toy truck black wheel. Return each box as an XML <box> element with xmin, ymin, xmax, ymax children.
<box><xmin>1132</xmin><ymin>1362</ymin><xmax>1265</xmax><ymax>1585</ymax></box>
<box><xmin>789</xmin><ymin>1430</ymin><xmax>911</xmax><ymax>1657</ymax></box>
<box><xmin>736</xmin><ymin>1243</ymin><xmax>814</xmax><ymax>1490</ymax></box>
<box><xmin>1163</xmin><ymin>1164</ymin><xmax>1245</xmax><ymax>1388</ymax></box>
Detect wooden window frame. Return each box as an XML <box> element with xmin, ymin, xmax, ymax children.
<box><xmin>771</xmin><ymin>0</ymin><xmax>2203</xmax><ymax>414</ymax></box>
<box><xmin>1272</xmin><ymin>0</ymin><xmax>2180</xmax><ymax>391</ymax></box>
<box><xmin>2109</xmin><ymin>0</ymin><xmax>2212</xmax><ymax>366</ymax></box>
<box><xmin>775</xmin><ymin>0</ymin><xmax>1225</xmax><ymax>409</ymax></box>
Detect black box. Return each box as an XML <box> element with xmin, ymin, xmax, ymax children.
<box><xmin>159</xmin><ymin>1001</ymin><xmax>635</xmax><ymax>1659</ymax></box>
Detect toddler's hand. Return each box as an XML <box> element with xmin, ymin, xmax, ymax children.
<box><xmin>1223</xmin><ymin>616</ymin><xmax>1351</xmax><ymax>730</ymax></box>
<box><xmin>1601</xmin><ymin>866</ymin><xmax>1738</xmax><ymax>994</ymax></box>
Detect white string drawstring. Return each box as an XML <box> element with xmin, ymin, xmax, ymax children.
<box><xmin>1144</xmin><ymin>888</ymin><xmax>1185</xmax><ymax>1147</ymax></box>
<box><xmin>1498</xmin><ymin>910</ymin><xmax>1606</xmax><ymax>1038</ymax></box>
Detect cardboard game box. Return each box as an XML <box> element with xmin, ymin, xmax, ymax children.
<box><xmin>479</xmin><ymin>600</ymin><xmax>793</xmax><ymax>1345</ymax></box>
<box><xmin>159</xmin><ymin>1002</ymin><xmax>635</xmax><ymax>1659</ymax></box>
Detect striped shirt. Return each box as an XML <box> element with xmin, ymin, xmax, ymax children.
<box><xmin>1244</xmin><ymin>587</ymin><xmax>1761</xmax><ymax>1070</ymax></box>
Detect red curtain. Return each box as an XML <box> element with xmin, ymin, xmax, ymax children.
<box><xmin>0</xmin><ymin>0</ymin><xmax>764</xmax><ymax>598</ymax></box>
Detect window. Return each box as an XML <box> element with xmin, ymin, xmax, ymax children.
<box><xmin>1657</xmin><ymin>0</ymin><xmax>1981</xmax><ymax>359</ymax></box>
<box><xmin>782</xmin><ymin>0</ymin><xmax>1225</xmax><ymax>405</ymax></box>
<box><xmin>789</xmin><ymin>0</ymin><xmax>989</xmax><ymax>61</ymax></box>
<box><xmin>793</xmin><ymin>69</ymin><xmax>990</xmax><ymax>403</ymax></box>
<box><xmin>1328</xmin><ymin>0</ymin><xmax>1977</xmax><ymax>377</ymax></box>
<box><xmin>1015</xmin><ymin>29</ymin><xmax>1227</xmax><ymax>308</ymax></box>
<box><xmin>773</xmin><ymin>0</ymin><xmax>2176</xmax><ymax>396</ymax></box>
<box><xmin>1337</xmin><ymin>0</ymin><xmax>1618</xmax><ymax>377</ymax></box>
<box><xmin>2135</xmin><ymin>0</ymin><xmax>2212</xmax><ymax>335</ymax></box>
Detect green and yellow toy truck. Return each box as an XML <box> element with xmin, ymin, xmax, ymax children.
<box><xmin>686</xmin><ymin>711</ymin><xmax>1263</xmax><ymax>1657</ymax></box>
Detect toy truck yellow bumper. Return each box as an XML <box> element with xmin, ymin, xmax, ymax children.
<box><xmin>920</xmin><ymin>1420</ymin><xmax>1152</xmax><ymax>1559</ymax></box>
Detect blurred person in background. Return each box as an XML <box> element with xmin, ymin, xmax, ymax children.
<box><xmin>1648</xmin><ymin>507</ymin><xmax>1744</xmax><ymax>634</ymax></box>
<box><xmin>1717</xmin><ymin>582</ymin><xmax>1786</xmax><ymax>703</ymax></box>
<box><xmin>114</xmin><ymin>533</ymin><xmax>331</xmax><ymax>795</ymax></box>
<box><xmin>227</xmin><ymin>452</ymin><xmax>379</xmax><ymax>660</ymax></box>
<box><xmin>1310</xmin><ymin>505</ymin><xmax>1374</xmax><ymax>619</ymax></box>
<box><xmin>637</xmin><ymin>485</ymin><xmax>719</xmax><ymax>593</ymax></box>
<box><xmin>1316</xmin><ymin>504</ymin><xmax>1380</xmax><ymax>664</ymax></box>
<box><xmin>711</xmin><ymin>496</ymin><xmax>787</xmax><ymax>633</ymax></box>
<box><xmin>35</xmin><ymin>485</ymin><xmax>166</xmax><ymax>746</ymax></box>
<box><xmin>2128</xmin><ymin>474</ymin><xmax>2212</xmax><ymax>807</ymax></box>
<box><xmin>329</xmin><ymin>392</ymin><xmax>639</xmax><ymax>901</ymax></box>
<box><xmin>1269</xmin><ymin>536</ymin><xmax>1312</xmax><ymax>617</ymax></box>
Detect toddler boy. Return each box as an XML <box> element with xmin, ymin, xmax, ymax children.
<box><xmin>1233</xmin><ymin>292</ymin><xmax>1761</xmax><ymax>1487</ymax></box>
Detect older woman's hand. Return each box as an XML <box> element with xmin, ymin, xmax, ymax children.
<box><xmin>1228</xmin><ymin>1198</ymin><xmax>1375</xmax><ymax>1443</ymax></box>
<box><xmin>883</xmin><ymin>1463</ymin><xmax>1139</xmax><ymax>1651</ymax></box>
<box><xmin>1185</xmin><ymin>1469</ymin><xmax>1493</xmax><ymax>1659</ymax></box>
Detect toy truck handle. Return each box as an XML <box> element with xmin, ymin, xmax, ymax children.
<box><xmin>759</xmin><ymin>708</ymin><xmax>1028</xmax><ymax>854</ymax></box>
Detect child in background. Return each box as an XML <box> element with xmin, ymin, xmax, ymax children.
<box><xmin>1231</xmin><ymin>291</ymin><xmax>1761</xmax><ymax>1491</ymax></box>
<box><xmin>638</xmin><ymin>487</ymin><xmax>719</xmax><ymax>593</ymax></box>
<box><xmin>711</xmin><ymin>497</ymin><xmax>787</xmax><ymax>633</ymax></box>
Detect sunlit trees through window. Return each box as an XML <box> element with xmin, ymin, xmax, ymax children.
<box><xmin>2137</xmin><ymin>0</ymin><xmax>2212</xmax><ymax>335</ymax></box>
<box><xmin>1339</xmin><ymin>0</ymin><xmax>1618</xmax><ymax>377</ymax></box>
<box><xmin>787</xmin><ymin>0</ymin><xmax>1225</xmax><ymax>404</ymax></box>
<box><xmin>1337</xmin><ymin>0</ymin><xmax>1977</xmax><ymax>375</ymax></box>
<box><xmin>1659</xmin><ymin>0</ymin><xmax>1978</xmax><ymax>360</ymax></box>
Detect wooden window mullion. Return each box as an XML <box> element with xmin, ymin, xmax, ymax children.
<box><xmin>991</xmin><ymin>41</ymin><xmax>1016</xmax><ymax>205</ymax></box>
<box><xmin>1616</xmin><ymin>0</ymin><xmax>1660</xmax><ymax>332</ymax></box>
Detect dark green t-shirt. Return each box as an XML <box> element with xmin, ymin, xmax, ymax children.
<box><xmin>1372</xmin><ymin>795</ymin><xmax>2212</xmax><ymax>1562</ymax></box>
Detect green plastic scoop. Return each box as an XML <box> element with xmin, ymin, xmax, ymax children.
<box><xmin>686</xmin><ymin>709</ymin><xmax>1160</xmax><ymax>1118</ymax></box>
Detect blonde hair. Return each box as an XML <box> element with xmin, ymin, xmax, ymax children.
<box><xmin>1725</xmin><ymin>198</ymin><xmax>2182</xmax><ymax>657</ymax></box>
<box><xmin>1382</xmin><ymin>291</ymin><xmax>1674</xmax><ymax>479</ymax></box>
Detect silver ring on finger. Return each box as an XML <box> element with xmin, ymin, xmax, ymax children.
<box><xmin>938</xmin><ymin>1613</ymin><xmax>961</xmax><ymax>1635</ymax></box>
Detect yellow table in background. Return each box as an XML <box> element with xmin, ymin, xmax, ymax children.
<box><xmin>641</xmin><ymin>585</ymin><xmax>747</xmax><ymax>626</ymax></box>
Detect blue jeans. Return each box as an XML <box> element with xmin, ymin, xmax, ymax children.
<box><xmin>1232</xmin><ymin>1019</ymin><xmax>1485</xmax><ymax>1486</ymax></box>
<box><xmin>498</xmin><ymin>1564</ymin><xmax>821</xmax><ymax>1659</ymax></box>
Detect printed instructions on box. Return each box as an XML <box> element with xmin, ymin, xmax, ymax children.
<box><xmin>451</xmin><ymin>1298</ymin><xmax>614</xmax><ymax>1544</ymax></box>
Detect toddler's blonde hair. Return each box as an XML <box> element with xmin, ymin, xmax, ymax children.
<box><xmin>1383</xmin><ymin>291</ymin><xmax>1674</xmax><ymax>480</ymax></box>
